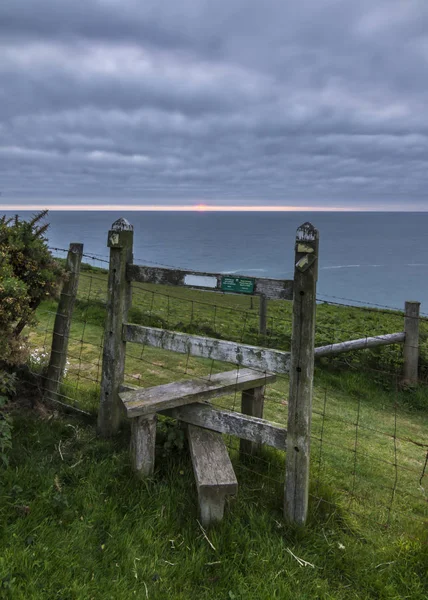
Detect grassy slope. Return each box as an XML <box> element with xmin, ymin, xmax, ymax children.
<box><xmin>1</xmin><ymin>267</ymin><xmax>428</xmax><ymax>599</ymax></box>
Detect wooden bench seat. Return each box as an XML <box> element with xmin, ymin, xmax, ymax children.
<box><xmin>120</xmin><ymin>368</ymin><xmax>275</xmax><ymax>478</ymax></box>
<box><xmin>187</xmin><ymin>424</ymin><xmax>238</xmax><ymax>526</ymax></box>
<box><xmin>120</xmin><ymin>368</ymin><xmax>275</xmax><ymax>418</ymax></box>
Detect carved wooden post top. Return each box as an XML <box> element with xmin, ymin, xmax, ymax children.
<box><xmin>108</xmin><ymin>218</ymin><xmax>134</xmax><ymax>249</ymax></box>
<box><xmin>296</xmin><ymin>222</ymin><xmax>318</xmax><ymax>242</ymax></box>
<box><xmin>111</xmin><ymin>217</ymin><xmax>133</xmax><ymax>232</ymax></box>
<box><xmin>295</xmin><ymin>223</ymin><xmax>319</xmax><ymax>279</ymax></box>
<box><xmin>68</xmin><ymin>243</ymin><xmax>84</xmax><ymax>255</ymax></box>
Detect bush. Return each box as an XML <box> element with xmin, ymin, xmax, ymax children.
<box><xmin>0</xmin><ymin>211</ymin><xmax>64</xmax><ymax>365</ymax></box>
<box><xmin>0</xmin><ymin>370</ymin><xmax>16</xmax><ymax>467</ymax></box>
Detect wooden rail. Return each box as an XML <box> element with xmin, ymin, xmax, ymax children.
<box><xmin>314</xmin><ymin>332</ymin><xmax>405</xmax><ymax>357</ymax></box>
<box><xmin>124</xmin><ymin>324</ymin><xmax>291</xmax><ymax>373</ymax></box>
<box><xmin>162</xmin><ymin>404</ymin><xmax>287</xmax><ymax>451</ymax></box>
<box><xmin>127</xmin><ymin>264</ymin><xmax>293</xmax><ymax>300</ymax></box>
<box><xmin>120</xmin><ymin>384</ymin><xmax>287</xmax><ymax>451</ymax></box>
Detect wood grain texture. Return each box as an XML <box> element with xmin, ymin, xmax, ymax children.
<box><xmin>120</xmin><ymin>368</ymin><xmax>276</xmax><ymax>417</ymax></box>
<box><xmin>130</xmin><ymin>415</ymin><xmax>157</xmax><ymax>478</ymax></box>
<box><xmin>45</xmin><ymin>243</ymin><xmax>83</xmax><ymax>403</ymax></box>
<box><xmin>124</xmin><ymin>324</ymin><xmax>291</xmax><ymax>373</ymax></box>
<box><xmin>187</xmin><ymin>424</ymin><xmax>238</xmax><ymax>526</ymax></box>
<box><xmin>161</xmin><ymin>402</ymin><xmax>287</xmax><ymax>450</ymax></box>
<box><xmin>403</xmin><ymin>301</ymin><xmax>420</xmax><ymax>385</ymax></box>
<box><xmin>240</xmin><ymin>387</ymin><xmax>265</xmax><ymax>456</ymax></box>
<box><xmin>98</xmin><ymin>219</ymin><xmax>134</xmax><ymax>436</ymax></box>
<box><xmin>127</xmin><ymin>263</ymin><xmax>293</xmax><ymax>300</ymax></box>
<box><xmin>284</xmin><ymin>222</ymin><xmax>319</xmax><ymax>526</ymax></box>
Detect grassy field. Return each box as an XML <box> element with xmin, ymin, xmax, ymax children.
<box><xmin>1</xmin><ymin>266</ymin><xmax>427</xmax><ymax>599</ymax></box>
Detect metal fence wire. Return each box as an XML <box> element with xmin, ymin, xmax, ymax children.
<box><xmin>28</xmin><ymin>246</ymin><xmax>428</xmax><ymax>536</ymax></box>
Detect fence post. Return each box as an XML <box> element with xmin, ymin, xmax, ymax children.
<box><xmin>239</xmin><ymin>294</ymin><xmax>268</xmax><ymax>457</ymax></box>
<box><xmin>44</xmin><ymin>243</ymin><xmax>83</xmax><ymax>403</ymax></box>
<box><xmin>98</xmin><ymin>218</ymin><xmax>134</xmax><ymax>437</ymax></box>
<box><xmin>284</xmin><ymin>222</ymin><xmax>319</xmax><ymax>525</ymax></box>
<box><xmin>403</xmin><ymin>300</ymin><xmax>420</xmax><ymax>386</ymax></box>
<box><xmin>259</xmin><ymin>294</ymin><xmax>267</xmax><ymax>337</ymax></box>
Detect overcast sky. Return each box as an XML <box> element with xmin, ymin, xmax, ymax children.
<box><xmin>1</xmin><ymin>0</ymin><xmax>427</xmax><ymax>209</ymax></box>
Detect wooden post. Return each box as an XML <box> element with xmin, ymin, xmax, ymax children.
<box><xmin>259</xmin><ymin>294</ymin><xmax>267</xmax><ymax>337</ymax></box>
<box><xmin>44</xmin><ymin>243</ymin><xmax>83</xmax><ymax>403</ymax></box>
<box><xmin>403</xmin><ymin>300</ymin><xmax>420</xmax><ymax>386</ymax></box>
<box><xmin>98</xmin><ymin>218</ymin><xmax>134</xmax><ymax>437</ymax></box>
<box><xmin>243</xmin><ymin>289</ymin><xmax>266</xmax><ymax>457</ymax></box>
<box><xmin>284</xmin><ymin>222</ymin><xmax>319</xmax><ymax>525</ymax></box>
<box><xmin>240</xmin><ymin>387</ymin><xmax>265</xmax><ymax>457</ymax></box>
<box><xmin>130</xmin><ymin>415</ymin><xmax>157</xmax><ymax>477</ymax></box>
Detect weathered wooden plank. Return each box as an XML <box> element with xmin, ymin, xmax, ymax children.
<box><xmin>45</xmin><ymin>243</ymin><xmax>83</xmax><ymax>403</ymax></box>
<box><xmin>130</xmin><ymin>415</ymin><xmax>157</xmax><ymax>478</ymax></box>
<box><xmin>240</xmin><ymin>387</ymin><xmax>265</xmax><ymax>457</ymax></box>
<box><xmin>98</xmin><ymin>218</ymin><xmax>134</xmax><ymax>436</ymax></box>
<box><xmin>120</xmin><ymin>368</ymin><xmax>276</xmax><ymax>418</ymax></box>
<box><xmin>187</xmin><ymin>424</ymin><xmax>238</xmax><ymax>526</ymax></box>
<box><xmin>161</xmin><ymin>403</ymin><xmax>287</xmax><ymax>450</ymax></box>
<box><xmin>124</xmin><ymin>324</ymin><xmax>291</xmax><ymax>373</ymax></box>
<box><xmin>314</xmin><ymin>332</ymin><xmax>405</xmax><ymax>357</ymax></box>
<box><xmin>403</xmin><ymin>301</ymin><xmax>420</xmax><ymax>386</ymax></box>
<box><xmin>285</xmin><ymin>222</ymin><xmax>319</xmax><ymax>526</ymax></box>
<box><xmin>127</xmin><ymin>263</ymin><xmax>293</xmax><ymax>300</ymax></box>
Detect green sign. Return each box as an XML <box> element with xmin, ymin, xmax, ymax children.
<box><xmin>220</xmin><ymin>275</ymin><xmax>255</xmax><ymax>294</ymax></box>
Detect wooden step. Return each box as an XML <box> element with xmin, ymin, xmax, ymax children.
<box><xmin>187</xmin><ymin>424</ymin><xmax>238</xmax><ymax>526</ymax></box>
<box><xmin>120</xmin><ymin>368</ymin><xmax>276</xmax><ymax>418</ymax></box>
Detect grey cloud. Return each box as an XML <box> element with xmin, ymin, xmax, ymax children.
<box><xmin>0</xmin><ymin>0</ymin><xmax>428</xmax><ymax>206</ymax></box>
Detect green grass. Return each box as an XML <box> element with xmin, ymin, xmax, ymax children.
<box><xmin>1</xmin><ymin>411</ymin><xmax>427</xmax><ymax>599</ymax></box>
<box><xmin>1</xmin><ymin>265</ymin><xmax>428</xmax><ymax>598</ymax></box>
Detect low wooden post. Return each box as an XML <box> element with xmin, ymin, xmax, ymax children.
<box><xmin>259</xmin><ymin>294</ymin><xmax>267</xmax><ymax>337</ymax></box>
<box><xmin>44</xmin><ymin>243</ymin><xmax>83</xmax><ymax>403</ymax></box>
<box><xmin>239</xmin><ymin>297</ymin><xmax>268</xmax><ymax>457</ymax></box>
<box><xmin>284</xmin><ymin>222</ymin><xmax>319</xmax><ymax>525</ymax></box>
<box><xmin>240</xmin><ymin>387</ymin><xmax>265</xmax><ymax>457</ymax></box>
<box><xmin>130</xmin><ymin>415</ymin><xmax>157</xmax><ymax>477</ymax></box>
<box><xmin>403</xmin><ymin>300</ymin><xmax>420</xmax><ymax>386</ymax></box>
<box><xmin>98</xmin><ymin>218</ymin><xmax>134</xmax><ymax>437</ymax></box>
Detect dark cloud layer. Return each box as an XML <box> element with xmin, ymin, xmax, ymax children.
<box><xmin>1</xmin><ymin>0</ymin><xmax>427</xmax><ymax>207</ymax></box>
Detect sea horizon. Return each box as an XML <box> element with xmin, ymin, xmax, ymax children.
<box><xmin>2</xmin><ymin>209</ymin><xmax>428</xmax><ymax>313</ymax></box>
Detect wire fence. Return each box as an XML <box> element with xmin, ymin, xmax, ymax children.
<box><xmin>27</xmin><ymin>247</ymin><xmax>428</xmax><ymax>537</ymax></box>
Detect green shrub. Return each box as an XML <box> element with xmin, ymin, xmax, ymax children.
<box><xmin>0</xmin><ymin>211</ymin><xmax>64</xmax><ymax>365</ymax></box>
<box><xmin>0</xmin><ymin>370</ymin><xmax>16</xmax><ymax>467</ymax></box>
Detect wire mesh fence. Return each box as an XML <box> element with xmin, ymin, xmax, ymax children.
<box><xmin>28</xmin><ymin>246</ymin><xmax>428</xmax><ymax>536</ymax></box>
<box><xmin>310</xmin><ymin>300</ymin><xmax>428</xmax><ymax>536</ymax></box>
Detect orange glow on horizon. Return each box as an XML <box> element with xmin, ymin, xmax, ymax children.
<box><xmin>0</xmin><ymin>203</ymin><xmax>425</xmax><ymax>212</ymax></box>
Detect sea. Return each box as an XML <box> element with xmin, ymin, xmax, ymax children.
<box><xmin>4</xmin><ymin>210</ymin><xmax>428</xmax><ymax>313</ymax></box>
